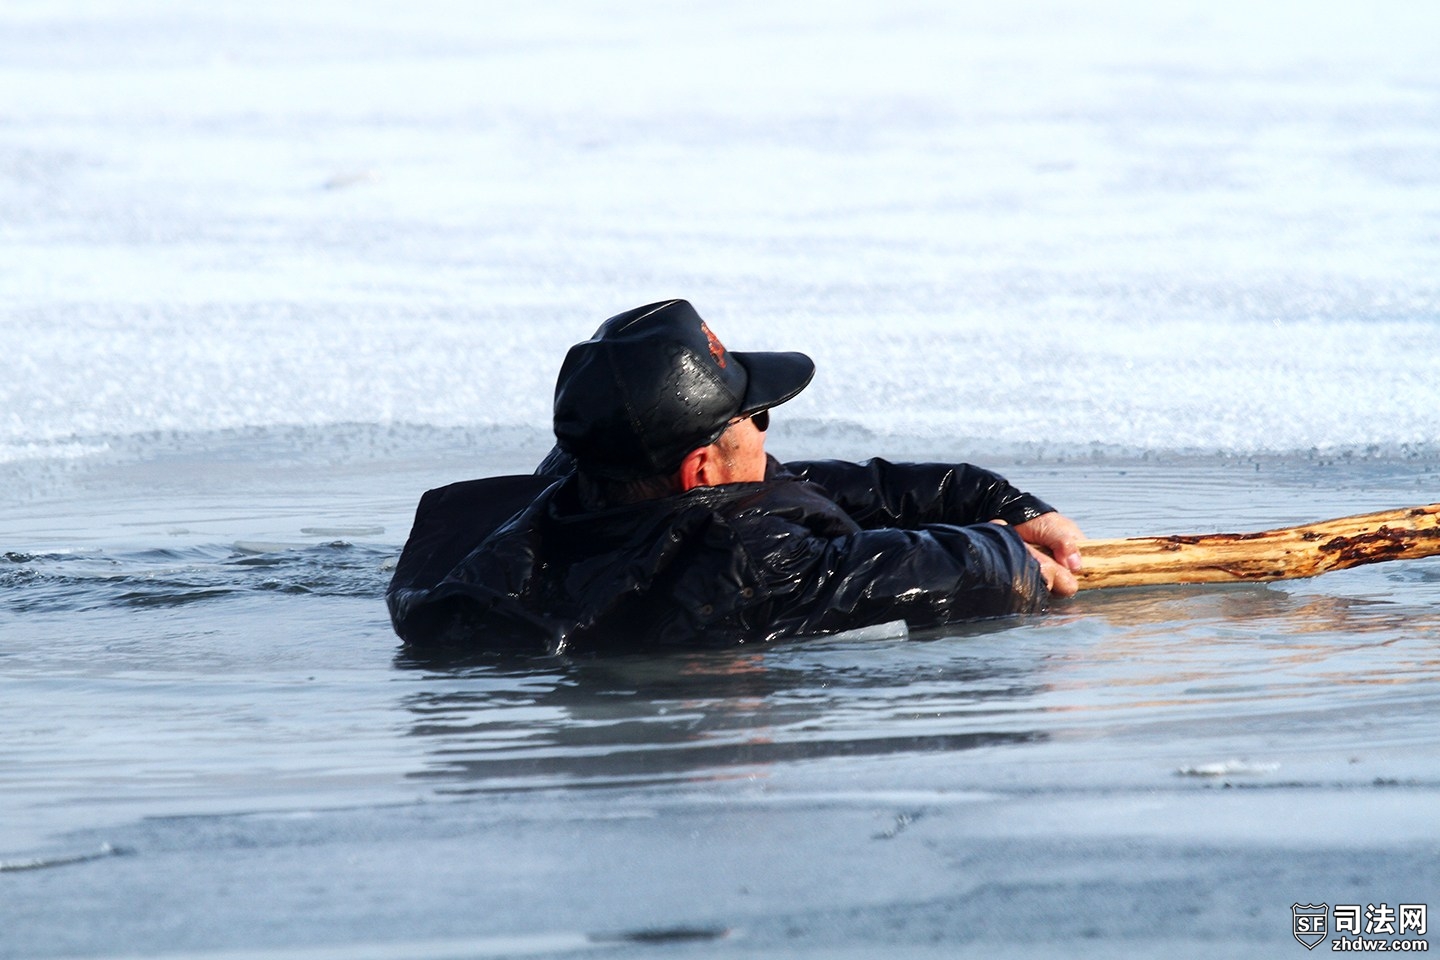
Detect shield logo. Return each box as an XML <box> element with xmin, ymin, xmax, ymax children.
<box><xmin>1293</xmin><ymin>903</ymin><xmax>1329</xmax><ymax>949</ymax></box>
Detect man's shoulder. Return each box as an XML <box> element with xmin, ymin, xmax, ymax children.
<box><xmin>390</xmin><ymin>474</ymin><xmax>558</xmax><ymax>595</ymax></box>
<box><xmin>683</xmin><ymin>474</ymin><xmax>861</xmax><ymax>539</ymax></box>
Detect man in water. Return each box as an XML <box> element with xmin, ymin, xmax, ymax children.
<box><xmin>387</xmin><ymin>299</ymin><xmax>1083</xmax><ymax>655</ymax></box>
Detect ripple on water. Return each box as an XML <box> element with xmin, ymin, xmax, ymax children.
<box><xmin>0</xmin><ymin>541</ymin><xmax>396</xmax><ymax>614</ymax></box>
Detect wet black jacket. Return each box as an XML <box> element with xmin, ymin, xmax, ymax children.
<box><xmin>387</xmin><ymin>456</ymin><xmax>1053</xmax><ymax>655</ymax></box>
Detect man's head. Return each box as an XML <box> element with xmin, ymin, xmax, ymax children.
<box><xmin>553</xmin><ymin>299</ymin><xmax>813</xmax><ymax>488</ymax></box>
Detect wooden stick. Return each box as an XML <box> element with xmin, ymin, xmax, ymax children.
<box><xmin>1073</xmin><ymin>503</ymin><xmax>1440</xmax><ymax>590</ymax></box>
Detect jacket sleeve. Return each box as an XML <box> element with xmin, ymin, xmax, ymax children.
<box><xmin>780</xmin><ymin>457</ymin><xmax>1054</xmax><ymax>529</ymax></box>
<box><xmin>739</xmin><ymin>508</ymin><xmax>1049</xmax><ymax>639</ymax></box>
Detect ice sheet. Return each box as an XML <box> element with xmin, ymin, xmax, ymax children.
<box><xmin>2</xmin><ymin>0</ymin><xmax>1437</xmax><ymax>458</ymax></box>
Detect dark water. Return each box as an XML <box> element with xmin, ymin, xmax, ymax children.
<box><xmin>3</xmin><ymin>443</ymin><xmax>1438</xmax><ymax>957</ymax></box>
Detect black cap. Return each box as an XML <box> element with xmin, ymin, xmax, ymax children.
<box><xmin>553</xmin><ymin>300</ymin><xmax>814</xmax><ymax>480</ymax></box>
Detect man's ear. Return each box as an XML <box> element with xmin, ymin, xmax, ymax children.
<box><xmin>676</xmin><ymin>445</ymin><xmax>715</xmax><ymax>492</ymax></box>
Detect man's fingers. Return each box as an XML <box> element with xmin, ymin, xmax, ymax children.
<box><xmin>1048</xmin><ymin>563</ymin><xmax>1078</xmax><ymax>598</ymax></box>
<box><xmin>1014</xmin><ymin>513</ymin><xmax>1086</xmax><ymax>573</ymax></box>
<box><xmin>1025</xmin><ymin>545</ymin><xmax>1078</xmax><ymax>599</ymax></box>
<box><xmin>1047</xmin><ymin>519</ymin><xmax>1085</xmax><ymax>572</ymax></box>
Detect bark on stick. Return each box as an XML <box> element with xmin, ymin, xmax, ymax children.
<box><xmin>1074</xmin><ymin>503</ymin><xmax>1440</xmax><ymax>590</ymax></box>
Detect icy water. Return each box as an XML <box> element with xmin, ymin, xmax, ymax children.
<box><xmin>4</xmin><ymin>0</ymin><xmax>1440</xmax><ymax>957</ymax></box>
<box><xmin>5</xmin><ymin>436</ymin><xmax>1438</xmax><ymax>957</ymax></box>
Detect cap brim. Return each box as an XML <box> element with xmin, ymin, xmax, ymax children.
<box><xmin>732</xmin><ymin>351</ymin><xmax>815</xmax><ymax>416</ymax></box>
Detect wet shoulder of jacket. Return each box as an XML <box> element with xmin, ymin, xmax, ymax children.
<box><xmin>780</xmin><ymin>457</ymin><xmax>1055</xmax><ymax>527</ymax></box>
<box><xmin>386</xmin><ymin>473</ymin><xmax>563</xmax><ymax>651</ymax></box>
<box><xmin>534</xmin><ymin>444</ymin><xmax>576</xmax><ymax>477</ymax></box>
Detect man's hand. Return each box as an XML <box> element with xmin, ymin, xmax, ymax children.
<box><xmin>1013</xmin><ymin>513</ymin><xmax>1085</xmax><ymax>599</ymax></box>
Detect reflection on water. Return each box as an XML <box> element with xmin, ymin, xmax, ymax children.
<box><xmin>1030</xmin><ymin>577</ymin><xmax>1440</xmax><ymax>761</ymax></box>
<box><xmin>395</xmin><ymin>638</ymin><xmax>1051</xmax><ymax>791</ymax></box>
<box><xmin>1077</xmin><ymin>580</ymin><xmax>1440</xmax><ymax>638</ymax></box>
<box><xmin>392</xmin><ymin>566</ymin><xmax>1440</xmax><ymax>795</ymax></box>
<box><xmin>1073</xmin><ymin>581</ymin><xmax>1440</xmax><ymax>688</ymax></box>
